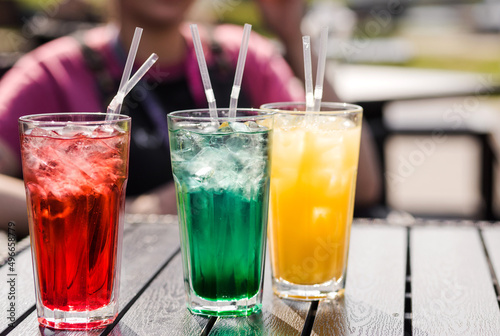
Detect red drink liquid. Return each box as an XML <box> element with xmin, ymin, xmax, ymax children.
<box><xmin>20</xmin><ymin>121</ymin><xmax>129</xmax><ymax>329</ymax></box>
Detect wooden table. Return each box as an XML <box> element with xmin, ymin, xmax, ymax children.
<box><xmin>2</xmin><ymin>215</ymin><xmax>500</xmax><ymax>335</ymax></box>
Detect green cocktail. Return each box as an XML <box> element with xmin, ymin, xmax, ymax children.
<box><xmin>177</xmin><ymin>188</ymin><xmax>267</xmax><ymax>301</ymax></box>
<box><xmin>168</xmin><ymin>109</ymin><xmax>273</xmax><ymax>317</ymax></box>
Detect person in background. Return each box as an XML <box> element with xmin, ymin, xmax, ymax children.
<box><xmin>0</xmin><ymin>0</ymin><xmax>381</xmax><ymax>235</ymax></box>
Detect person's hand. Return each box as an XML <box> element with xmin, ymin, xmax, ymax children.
<box><xmin>0</xmin><ymin>140</ymin><xmax>20</xmax><ymax>177</ymax></box>
<box><xmin>255</xmin><ymin>0</ymin><xmax>305</xmax><ymax>44</ymax></box>
<box><xmin>0</xmin><ymin>174</ymin><xmax>29</xmax><ymax>237</ymax></box>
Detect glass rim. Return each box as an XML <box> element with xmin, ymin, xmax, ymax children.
<box><xmin>167</xmin><ymin>108</ymin><xmax>274</xmax><ymax>122</ymax></box>
<box><xmin>19</xmin><ymin>112</ymin><xmax>131</xmax><ymax>125</ymax></box>
<box><xmin>260</xmin><ymin>102</ymin><xmax>362</xmax><ymax>114</ymax></box>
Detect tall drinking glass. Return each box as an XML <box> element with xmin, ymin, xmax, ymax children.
<box><xmin>261</xmin><ymin>102</ymin><xmax>362</xmax><ymax>300</ymax></box>
<box><xmin>168</xmin><ymin>108</ymin><xmax>273</xmax><ymax>316</ymax></box>
<box><xmin>19</xmin><ymin>113</ymin><xmax>131</xmax><ymax>329</ymax></box>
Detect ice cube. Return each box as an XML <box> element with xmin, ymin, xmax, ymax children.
<box><xmin>342</xmin><ymin>119</ymin><xmax>356</xmax><ymax>129</ymax></box>
<box><xmin>182</xmin><ymin>130</ymin><xmax>207</xmax><ymax>148</ymax></box>
<box><xmin>275</xmin><ymin>114</ymin><xmax>300</xmax><ymax>131</ymax></box>
<box><xmin>191</xmin><ymin>147</ymin><xmax>238</xmax><ymax>189</ymax></box>
<box><xmin>229</xmin><ymin>121</ymin><xmax>250</xmax><ymax>133</ymax></box>
<box><xmin>28</xmin><ymin>127</ymin><xmax>59</xmax><ymax>138</ymax></box>
<box><xmin>56</xmin><ymin>122</ymin><xmax>94</xmax><ymax>138</ymax></box>
<box><xmin>239</xmin><ymin>158</ymin><xmax>265</xmax><ymax>183</ymax></box>
<box><xmin>316</xmin><ymin>116</ymin><xmax>356</xmax><ymax>132</ymax></box>
<box><xmin>200</xmin><ymin>122</ymin><xmax>218</xmax><ymax>133</ymax></box>
<box><xmin>191</xmin><ymin>148</ymin><xmax>229</xmax><ymax>170</ymax></box>
<box><xmin>22</xmin><ymin>128</ymin><xmax>56</xmax><ymax>165</ymax></box>
<box><xmin>173</xmin><ymin>163</ymin><xmax>202</xmax><ymax>190</ymax></box>
<box><xmin>194</xmin><ymin>166</ymin><xmax>214</xmax><ymax>183</ymax></box>
<box><xmin>244</xmin><ymin>121</ymin><xmax>260</xmax><ymax>130</ymax></box>
<box><xmin>91</xmin><ymin>125</ymin><xmax>118</xmax><ymax>138</ymax></box>
<box><xmin>173</xmin><ymin>130</ymin><xmax>206</xmax><ymax>160</ymax></box>
<box><xmin>209</xmin><ymin>133</ymin><xmax>227</xmax><ymax>147</ymax></box>
<box><xmin>238</xmin><ymin>165</ymin><xmax>267</xmax><ymax>199</ymax></box>
<box><xmin>213</xmin><ymin>170</ymin><xmax>239</xmax><ymax>194</ymax></box>
<box><xmin>225</xmin><ymin>133</ymin><xmax>251</xmax><ymax>153</ymax></box>
<box><xmin>170</xmin><ymin>151</ymin><xmax>184</xmax><ymax>162</ymax></box>
<box><xmin>247</xmin><ymin>120</ymin><xmax>272</xmax><ymax>132</ymax></box>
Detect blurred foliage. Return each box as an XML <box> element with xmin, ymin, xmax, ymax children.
<box><xmin>12</xmin><ymin>0</ymin><xmax>55</xmax><ymax>10</ymax></box>
<box><xmin>407</xmin><ymin>57</ymin><xmax>500</xmax><ymax>75</ymax></box>
<box><xmin>212</xmin><ymin>1</ymin><xmax>263</xmax><ymax>33</ymax></box>
<box><xmin>12</xmin><ymin>0</ymin><xmax>100</xmax><ymax>9</ymax></box>
<box><xmin>208</xmin><ymin>0</ymin><xmax>276</xmax><ymax>38</ymax></box>
<box><xmin>11</xmin><ymin>0</ymin><xmax>106</xmax><ymax>18</ymax></box>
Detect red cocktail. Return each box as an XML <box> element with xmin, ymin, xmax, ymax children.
<box><xmin>19</xmin><ymin>113</ymin><xmax>130</xmax><ymax>330</ymax></box>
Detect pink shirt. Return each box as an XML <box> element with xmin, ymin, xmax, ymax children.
<box><xmin>0</xmin><ymin>24</ymin><xmax>304</xmax><ymax>169</ymax></box>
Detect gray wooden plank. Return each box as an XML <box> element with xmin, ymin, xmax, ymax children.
<box><xmin>312</xmin><ymin>224</ymin><xmax>406</xmax><ymax>336</ymax></box>
<box><xmin>482</xmin><ymin>225</ymin><xmax>500</xmax><ymax>295</ymax></box>
<box><xmin>8</xmin><ymin>220</ymin><xmax>181</xmax><ymax>336</ymax></box>
<box><xmin>0</xmin><ymin>241</ymin><xmax>35</xmax><ymax>332</ymax></box>
<box><xmin>111</xmin><ymin>253</ymin><xmax>207</xmax><ymax>336</ymax></box>
<box><xmin>412</xmin><ymin>226</ymin><xmax>500</xmax><ymax>336</ymax></box>
<box><xmin>209</xmin><ymin>252</ymin><xmax>310</xmax><ymax>336</ymax></box>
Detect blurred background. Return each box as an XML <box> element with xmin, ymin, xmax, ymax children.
<box><xmin>2</xmin><ymin>0</ymin><xmax>500</xmax><ymax>221</ymax></box>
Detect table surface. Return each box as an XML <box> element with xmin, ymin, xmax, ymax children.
<box><xmin>1</xmin><ymin>216</ymin><xmax>500</xmax><ymax>336</ymax></box>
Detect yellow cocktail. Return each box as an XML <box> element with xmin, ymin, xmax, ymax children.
<box><xmin>262</xmin><ymin>102</ymin><xmax>362</xmax><ymax>300</ymax></box>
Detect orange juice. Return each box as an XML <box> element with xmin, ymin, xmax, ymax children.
<box><xmin>263</xmin><ymin>102</ymin><xmax>362</xmax><ymax>299</ymax></box>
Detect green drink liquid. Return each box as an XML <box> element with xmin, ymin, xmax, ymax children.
<box><xmin>170</xmin><ymin>124</ymin><xmax>270</xmax><ymax>303</ymax></box>
<box><xmin>176</xmin><ymin>188</ymin><xmax>267</xmax><ymax>300</ymax></box>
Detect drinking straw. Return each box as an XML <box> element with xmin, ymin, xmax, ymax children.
<box><xmin>313</xmin><ymin>27</ymin><xmax>328</xmax><ymax>112</ymax></box>
<box><xmin>107</xmin><ymin>53</ymin><xmax>159</xmax><ymax>114</ymax></box>
<box><xmin>190</xmin><ymin>24</ymin><xmax>218</xmax><ymax>122</ymax></box>
<box><xmin>228</xmin><ymin>23</ymin><xmax>252</xmax><ymax>118</ymax></box>
<box><xmin>107</xmin><ymin>27</ymin><xmax>143</xmax><ymax>116</ymax></box>
<box><xmin>302</xmin><ymin>36</ymin><xmax>314</xmax><ymax>112</ymax></box>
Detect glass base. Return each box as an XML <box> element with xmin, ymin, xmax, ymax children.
<box><xmin>272</xmin><ymin>276</ymin><xmax>345</xmax><ymax>301</ymax></box>
<box><xmin>37</xmin><ymin>302</ymin><xmax>117</xmax><ymax>330</ymax></box>
<box><xmin>188</xmin><ymin>294</ymin><xmax>262</xmax><ymax>317</ymax></box>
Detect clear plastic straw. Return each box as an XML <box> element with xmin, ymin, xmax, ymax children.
<box><xmin>190</xmin><ymin>24</ymin><xmax>218</xmax><ymax>123</ymax></box>
<box><xmin>303</xmin><ymin>36</ymin><xmax>314</xmax><ymax>112</ymax></box>
<box><xmin>107</xmin><ymin>53</ymin><xmax>159</xmax><ymax>114</ymax></box>
<box><xmin>107</xmin><ymin>27</ymin><xmax>143</xmax><ymax>117</ymax></box>
<box><xmin>313</xmin><ymin>27</ymin><xmax>328</xmax><ymax>112</ymax></box>
<box><xmin>228</xmin><ymin>23</ymin><xmax>252</xmax><ymax>118</ymax></box>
